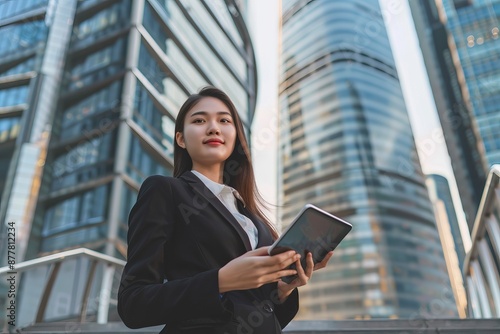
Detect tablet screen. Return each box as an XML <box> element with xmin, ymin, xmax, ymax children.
<box><xmin>269</xmin><ymin>204</ymin><xmax>352</xmax><ymax>282</ymax></box>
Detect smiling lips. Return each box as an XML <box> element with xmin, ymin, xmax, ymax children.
<box><xmin>203</xmin><ymin>138</ymin><xmax>224</xmax><ymax>145</ymax></box>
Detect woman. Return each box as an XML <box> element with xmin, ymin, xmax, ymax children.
<box><xmin>118</xmin><ymin>87</ymin><xmax>332</xmax><ymax>333</ymax></box>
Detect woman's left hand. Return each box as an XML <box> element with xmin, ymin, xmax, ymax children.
<box><xmin>276</xmin><ymin>251</ymin><xmax>334</xmax><ymax>302</ymax></box>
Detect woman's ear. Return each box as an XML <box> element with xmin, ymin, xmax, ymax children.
<box><xmin>175</xmin><ymin>132</ymin><xmax>186</xmax><ymax>148</ymax></box>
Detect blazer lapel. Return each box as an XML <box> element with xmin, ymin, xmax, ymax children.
<box><xmin>238</xmin><ymin>202</ymin><xmax>274</xmax><ymax>248</ymax></box>
<box><xmin>180</xmin><ymin>171</ymin><xmax>252</xmax><ymax>251</ymax></box>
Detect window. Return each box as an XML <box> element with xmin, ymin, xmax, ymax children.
<box><xmin>51</xmin><ymin>132</ymin><xmax>115</xmax><ymax>190</ymax></box>
<box><xmin>68</xmin><ymin>38</ymin><xmax>126</xmax><ymax>90</ymax></box>
<box><xmin>0</xmin><ymin>57</ymin><xmax>36</xmax><ymax>78</ymax></box>
<box><xmin>0</xmin><ymin>20</ymin><xmax>48</xmax><ymax>57</ymax></box>
<box><xmin>43</xmin><ymin>185</ymin><xmax>109</xmax><ymax>235</ymax></box>
<box><xmin>133</xmin><ymin>82</ymin><xmax>175</xmax><ymax>155</ymax></box>
<box><xmin>0</xmin><ymin>85</ymin><xmax>29</xmax><ymax>107</ymax></box>
<box><xmin>0</xmin><ymin>0</ymin><xmax>47</xmax><ymax>21</ymax></box>
<box><xmin>0</xmin><ymin>117</ymin><xmax>21</xmax><ymax>143</ymax></box>
<box><xmin>73</xmin><ymin>1</ymin><xmax>131</xmax><ymax>47</ymax></box>
<box><xmin>126</xmin><ymin>134</ymin><xmax>171</xmax><ymax>184</ymax></box>
<box><xmin>62</xmin><ymin>81</ymin><xmax>121</xmax><ymax>127</ymax></box>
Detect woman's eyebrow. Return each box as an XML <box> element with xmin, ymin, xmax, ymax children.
<box><xmin>190</xmin><ymin>111</ymin><xmax>232</xmax><ymax>117</ymax></box>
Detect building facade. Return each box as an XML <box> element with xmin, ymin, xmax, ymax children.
<box><xmin>427</xmin><ymin>174</ymin><xmax>466</xmax><ymax>268</ymax></box>
<box><xmin>279</xmin><ymin>0</ymin><xmax>456</xmax><ymax>319</ymax></box>
<box><xmin>426</xmin><ymin>174</ymin><xmax>467</xmax><ymax>317</ymax></box>
<box><xmin>0</xmin><ymin>0</ymin><xmax>257</xmax><ymax>326</ymax></box>
<box><xmin>410</xmin><ymin>0</ymin><xmax>500</xmax><ymax>229</ymax></box>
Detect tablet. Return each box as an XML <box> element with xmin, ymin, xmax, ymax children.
<box><xmin>268</xmin><ymin>204</ymin><xmax>352</xmax><ymax>283</ymax></box>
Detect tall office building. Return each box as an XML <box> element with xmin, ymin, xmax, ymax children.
<box><xmin>279</xmin><ymin>0</ymin><xmax>456</xmax><ymax>319</ymax></box>
<box><xmin>426</xmin><ymin>174</ymin><xmax>467</xmax><ymax>317</ymax></box>
<box><xmin>0</xmin><ymin>0</ymin><xmax>257</xmax><ymax>326</ymax></box>
<box><xmin>410</xmin><ymin>0</ymin><xmax>499</xmax><ymax>229</ymax></box>
<box><xmin>427</xmin><ymin>174</ymin><xmax>466</xmax><ymax>268</ymax></box>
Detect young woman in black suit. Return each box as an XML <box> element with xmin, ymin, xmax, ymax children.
<box><xmin>118</xmin><ymin>87</ymin><xmax>333</xmax><ymax>333</ymax></box>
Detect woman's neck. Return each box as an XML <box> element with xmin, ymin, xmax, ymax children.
<box><xmin>192</xmin><ymin>164</ymin><xmax>224</xmax><ymax>184</ymax></box>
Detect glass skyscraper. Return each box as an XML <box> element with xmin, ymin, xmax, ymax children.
<box><xmin>427</xmin><ymin>174</ymin><xmax>466</xmax><ymax>268</ymax></box>
<box><xmin>279</xmin><ymin>0</ymin><xmax>456</xmax><ymax>319</ymax></box>
<box><xmin>426</xmin><ymin>174</ymin><xmax>467</xmax><ymax>317</ymax></box>
<box><xmin>0</xmin><ymin>0</ymin><xmax>257</xmax><ymax>326</ymax></box>
<box><xmin>410</xmin><ymin>0</ymin><xmax>499</xmax><ymax>229</ymax></box>
<box><xmin>440</xmin><ymin>0</ymin><xmax>500</xmax><ymax>166</ymax></box>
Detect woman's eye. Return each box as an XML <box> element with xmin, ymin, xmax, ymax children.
<box><xmin>220</xmin><ymin>118</ymin><xmax>232</xmax><ymax>123</ymax></box>
<box><xmin>193</xmin><ymin>119</ymin><xmax>205</xmax><ymax>123</ymax></box>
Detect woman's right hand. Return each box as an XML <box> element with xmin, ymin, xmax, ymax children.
<box><xmin>218</xmin><ymin>247</ymin><xmax>300</xmax><ymax>293</ymax></box>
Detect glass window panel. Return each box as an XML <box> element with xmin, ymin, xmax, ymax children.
<box><xmin>43</xmin><ymin>185</ymin><xmax>109</xmax><ymax>235</ymax></box>
<box><xmin>68</xmin><ymin>38</ymin><xmax>125</xmax><ymax>90</ymax></box>
<box><xmin>40</xmin><ymin>225</ymin><xmax>104</xmax><ymax>252</ymax></box>
<box><xmin>0</xmin><ymin>0</ymin><xmax>48</xmax><ymax>21</ymax></box>
<box><xmin>0</xmin><ymin>19</ymin><xmax>48</xmax><ymax>57</ymax></box>
<box><xmin>202</xmin><ymin>0</ymin><xmax>244</xmax><ymax>48</ymax></box>
<box><xmin>133</xmin><ymin>82</ymin><xmax>175</xmax><ymax>156</ymax></box>
<box><xmin>0</xmin><ymin>85</ymin><xmax>29</xmax><ymax>107</ymax></box>
<box><xmin>178</xmin><ymin>0</ymin><xmax>246</xmax><ymax>81</ymax></box>
<box><xmin>62</xmin><ymin>81</ymin><xmax>121</xmax><ymax>127</ymax></box>
<box><xmin>51</xmin><ymin>132</ymin><xmax>115</xmax><ymax>190</ymax></box>
<box><xmin>126</xmin><ymin>134</ymin><xmax>171</xmax><ymax>184</ymax></box>
<box><xmin>73</xmin><ymin>1</ymin><xmax>130</xmax><ymax>47</ymax></box>
<box><xmin>0</xmin><ymin>117</ymin><xmax>21</xmax><ymax>143</ymax></box>
<box><xmin>0</xmin><ymin>57</ymin><xmax>36</xmax><ymax>78</ymax></box>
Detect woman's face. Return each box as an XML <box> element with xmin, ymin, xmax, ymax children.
<box><xmin>175</xmin><ymin>97</ymin><xmax>237</xmax><ymax>170</ymax></box>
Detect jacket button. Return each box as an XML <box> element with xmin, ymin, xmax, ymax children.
<box><xmin>263</xmin><ymin>303</ymin><xmax>273</xmax><ymax>313</ymax></box>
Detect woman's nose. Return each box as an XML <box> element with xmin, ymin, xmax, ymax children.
<box><xmin>207</xmin><ymin>123</ymin><xmax>221</xmax><ymax>135</ymax></box>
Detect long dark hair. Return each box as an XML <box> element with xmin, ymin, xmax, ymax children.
<box><xmin>173</xmin><ymin>86</ymin><xmax>278</xmax><ymax>239</ymax></box>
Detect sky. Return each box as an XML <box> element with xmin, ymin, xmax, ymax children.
<box><xmin>246</xmin><ymin>0</ymin><xmax>471</xmax><ymax>244</ymax></box>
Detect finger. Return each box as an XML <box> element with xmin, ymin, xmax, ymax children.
<box><xmin>294</xmin><ymin>258</ymin><xmax>308</xmax><ymax>283</ymax></box>
<box><xmin>263</xmin><ymin>268</ymin><xmax>298</xmax><ymax>284</ymax></box>
<box><xmin>256</xmin><ymin>251</ymin><xmax>298</xmax><ymax>272</ymax></box>
<box><xmin>314</xmin><ymin>251</ymin><xmax>333</xmax><ymax>270</ymax></box>
<box><xmin>304</xmin><ymin>253</ymin><xmax>314</xmax><ymax>278</ymax></box>
<box><xmin>270</xmin><ymin>250</ymin><xmax>297</xmax><ymax>260</ymax></box>
<box><xmin>268</xmin><ymin>251</ymin><xmax>298</xmax><ymax>267</ymax></box>
<box><xmin>243</xmin><ymin>246</ymin><xmax>272</xmax><ymax>257</ymax></box>
<box><xmin>277</xmin><ymin>253</ymin><xmax>300</xmax><ymax>272</ymax></box>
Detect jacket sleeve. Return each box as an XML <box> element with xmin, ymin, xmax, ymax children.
<box><xmin>273</xmin><ymin>284</ymin><xmax>299</xmax><ymax>329</ymax></box>
<box><xmin>117</xmin><ymin>175</ymin><xmax>228</xmax><ymax>329</ymax></box>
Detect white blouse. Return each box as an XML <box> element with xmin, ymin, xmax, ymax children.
<box><xmin>191</xmin><ymin>170</ymin><xmax>259</xmax><ymax>249</ymax></box>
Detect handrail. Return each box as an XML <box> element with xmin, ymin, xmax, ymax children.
<box><xmin>0</xmin><ymin>248</ymin><xmax>125</xmax><ymax>328</ymax></box>
<box><xmin>0</xmin><ymin>247</ymin><xmax>125</xmax><ymax>275</ymax></box>
<box><xmin>463</xmin><ymin>164</ymin><xmax>500</xmax><ymax>275</ymax></box>
<box><xmin>462</xmin><ymin>164</ymin><xmax>500</xmax><ymax>318</ymax></box>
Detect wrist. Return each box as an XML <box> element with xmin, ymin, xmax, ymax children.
<box><xmin>277</xmin><ymin>282</ymin><xmax>294</xmax><ymax>302</ymax></box>
<box><xmin>218</xmin><ymin>267</ymin><xmax>231</xmax><ymax>293</ymax></box>
<box><xmin>218</xmin><ymin>268</ymin><xmax>226</xmax><ymax>293</ymax></box>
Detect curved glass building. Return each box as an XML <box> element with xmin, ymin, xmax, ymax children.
<box><xmin>0</xmin><ymin>0</ymin><xmax>256</xmax><ymax>326</ymax></box>
<box><xmin>279</xmin><ymin>0</ymin><xmax>456</xmax><ymax>319</ymax></box>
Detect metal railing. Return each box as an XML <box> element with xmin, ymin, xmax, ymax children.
<box><xmin>0</xmin><ymin>248</ymin><xmax>125</xmax><ymax>331</ymax></box>
<box><xmin>463</xmin><ymin>164</ymin><xmax>500</xmax><ymax>318</ymax></box>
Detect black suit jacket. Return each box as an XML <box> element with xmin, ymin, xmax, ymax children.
<box><xmin>118</xmin><ymin>171</ymin><xmax>299</xmax><ymax>334</ymax></box>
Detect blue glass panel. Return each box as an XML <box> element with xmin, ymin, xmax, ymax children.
<box><xmin>43</xmin><ymin>185</ymin><xmax>110</xmax><ymax>236</ymax></box>
<box><xmin>0</xmin><ymin>117</ymin><xmax>21</xmax><ymax>143</ymax></box>
<box><xmin>51</xmin><ymin>132</ymin><xmax>115</xmax><ymax>190</ymax></box>
<box><xmin>0</xmin><ymin>0</ymin><xmax>47</xmax><ymax>21</ymax></box>
<box><xmin>0</xmin><ymin>20</ymin><xmax>48</xmax><ymax>57</ymax></box>
<box><xmin>0</xmin><ymin>85</ymin><xmax>29</xmax><ymax>107</ymax></box>
<box><xmin>126</xmin><ymin>134</ymin><xmax>171</xmax><ymax>184</ymax></box>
